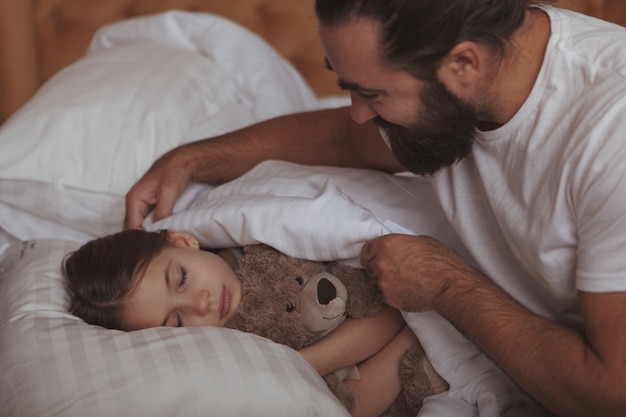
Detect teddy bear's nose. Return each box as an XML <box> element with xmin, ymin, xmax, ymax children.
<box><xmin>317</xmin><ymin>278</ymin><xmax>337</xmax><ymax>305</ymax></box>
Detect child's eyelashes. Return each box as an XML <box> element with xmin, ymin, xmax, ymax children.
<box><xmin>180</xmin><ymin>266</ymin><xmax>188</xmax><ymax>288</ymax></box>
<box><xmin>175</xmin><ymin>266</ymin><xmax>188</xmax><ymax>327</ymax></box>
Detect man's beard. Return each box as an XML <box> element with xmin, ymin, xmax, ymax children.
<box><xmin>373</xmin><ymin>78</ymin><xmax>479</xmax><ymax>176</ymax></box>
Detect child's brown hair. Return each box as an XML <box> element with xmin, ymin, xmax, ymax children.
<box><xmin>62</xmin><ymin>229</ymin><xmax>170</xmax><ymax>330</ymax></box>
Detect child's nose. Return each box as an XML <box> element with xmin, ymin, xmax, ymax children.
<box><xmin>187</xmin><ymin>289</ymin><xmax>210</xmax><ymax>315</ymax></box>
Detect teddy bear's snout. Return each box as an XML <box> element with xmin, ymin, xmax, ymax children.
<box><xmin>317</xmin><ymin>278</ymin><xmax>337</xmax><ymax>305</ymax></box>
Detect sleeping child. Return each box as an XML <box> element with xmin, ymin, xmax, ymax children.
<box><xmin>61</xmin><ymin>229</ymin><xmax>448</xmax><ymax>417</ymax></box>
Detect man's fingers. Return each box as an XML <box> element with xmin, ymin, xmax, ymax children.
<box><xmin>124</xmin><ymin>185</ymin><xmax>157</xmax><ymax>230</ymax></box>
<box><xmin>124</xmin><ymin>193</ymin><xmax>152</xmax><ymax>229</ymax></box>
<box><xmin>124</xmin><ymin>203</ymin><xmax>148</xmax><ymax>230</ymax></box>
<box><xmin>151</xmin><ymin>185</ymin><xmax>181</xmax><ymax>222</ymax></box>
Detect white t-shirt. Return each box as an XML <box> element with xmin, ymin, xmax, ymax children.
<box><xmin>432</xmin><ymin>6</ymin><xmax>626</xmax><ymax>327</ymax></box>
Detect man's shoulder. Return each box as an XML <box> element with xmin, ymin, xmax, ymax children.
<box><xmin>546</xmin><ymin>5</ymin><xmax>626</xmax><ymax>67</ymax></box>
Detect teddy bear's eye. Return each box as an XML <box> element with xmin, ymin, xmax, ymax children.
<box><xmin>295</xmin><ymin>276</ymin><xmax>303</xmax><ymax>285</ymax></box>
<box><xmin>286</xmin><ymin>303</ymin><xmax>296</xmax><ymax>313</ymax></box>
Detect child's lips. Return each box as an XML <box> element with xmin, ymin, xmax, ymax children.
<box><xmin>220</xmin><ymin>285</ymin><xmax>231</xmax><ymax>320</ymax></box>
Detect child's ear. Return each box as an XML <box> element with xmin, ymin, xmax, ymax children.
<box><xmin>166</xmin><ymin>230</ymin><xmax>200</xmax><ymax>249</ymax></box>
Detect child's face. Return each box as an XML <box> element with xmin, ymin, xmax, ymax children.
<box><xmin>123</xmin><ymin>245</ymin><xmax>242</xmax><ymax>330</ymax></box>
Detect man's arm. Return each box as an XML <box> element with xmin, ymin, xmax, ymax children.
<box><xmin>124</xmin><ymin>106</ymin><xmax>402</xmax><ymax>229</ymax></box>
<box><xmin>363</xmin><ymin>233</ymin><xmax>626</xmax><ymax>417</ymax></box>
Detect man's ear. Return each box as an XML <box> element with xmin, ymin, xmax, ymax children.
<box><xmin>166</xmin><ymin>230</ymin><xmax>200</xmax><ymax>249</ymax></box>
<box><xmin>437</xmin><ymin>41</ymin><xmax>483</xmax><ymax>92</ymax></box>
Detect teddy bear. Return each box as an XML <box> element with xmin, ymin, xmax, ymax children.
<box><xmin>224</xmin><ymin>244</ymin><xmax>442</xmax><ymax>416</ymax></box>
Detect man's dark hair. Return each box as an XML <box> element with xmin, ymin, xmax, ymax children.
<box><xmin>315</xmin><ymin>0</ymin><xmax>549</xmax><ymax>78</ymax></box>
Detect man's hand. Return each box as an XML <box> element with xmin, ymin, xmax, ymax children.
<box><xmin>124</xmin><ymin>149</ymin><xmax>192</xmax><ymax>229</ymax></box>
<box><xmin>360</xmin><ymin>234</ymin><xmax>478</xmax><ymax>312</ymax></box>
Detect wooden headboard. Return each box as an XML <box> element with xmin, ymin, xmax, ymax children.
<box><xmin>1</xmin><ymin>0</ymin><xmax>624</xmax><ymax>125</ymax></box>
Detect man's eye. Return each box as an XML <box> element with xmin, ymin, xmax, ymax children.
<box><xmin>358</xmin><ymin>91</ymin><xmax>379</xmax><ymax>100</ymax></box>
<box><xmin>180</xmin><ymin>266</ymin><xmax>188</xmax><ymax>288</ymax></box>
<box><xmin>176</xmin><ymin>312</ymin><xmax>185</xmax><ymax>327</ymax></box>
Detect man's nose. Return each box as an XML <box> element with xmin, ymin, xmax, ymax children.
<box><xmin>350</xmin><ymin>94</ymin><xmax>377</xmax><ymax>124</ymax></box>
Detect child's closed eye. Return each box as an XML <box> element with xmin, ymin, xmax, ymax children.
<box><xmin>179</xmin><ymin>266</ymin><xmax>188</xmax><ymax>288</ymax></box>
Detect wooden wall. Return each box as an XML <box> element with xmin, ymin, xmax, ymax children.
<box><xmin>0</xmin><ymin>0</ymin><xmax>624</xmax><ymax>124</ymax></box>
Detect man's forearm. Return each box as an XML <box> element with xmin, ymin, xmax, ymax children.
<box><xmin>175</xmin><ymin>109</ymin><xmax>338</xmax><ymax>184</ymax></box>
<box><xmin>179</xmin><ymin>106</ymin><xmax>401</xmax><ymax>185</ymax></box>
<box><xmin>437</xmin><ymin>269</ymin><xmax>626</xmax><ymax>417</ymax></box>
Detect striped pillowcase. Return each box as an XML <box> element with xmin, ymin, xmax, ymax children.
<box><xmin>0</xmin><ymin>240</ymin><xmax>350</xmax><ymax>417</ymax></box>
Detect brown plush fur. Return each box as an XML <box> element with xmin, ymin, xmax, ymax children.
<box><xmin>225</xmin><ymin>244</ymin><xmax>437</xmax><ymax>416</ymax></box>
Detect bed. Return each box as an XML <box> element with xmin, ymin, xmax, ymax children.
<box><xmin>0</xmin><ymin>1</ymin><xmax>624</xmax><ymax>417</ymax></box>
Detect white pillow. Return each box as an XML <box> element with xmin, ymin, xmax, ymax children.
<box><xmin>0</xmin><ymin>41</ymin><xmax>237</xmax><ymax>197</ymax></box>
<box><xmin>0</xmin><ymin>11</ymin><xmax>319</xmax><ymax>243</ymax></box>
<box><xmin>87</xmin><ymin>10</ymin><xmax>321</xmax><ymax>124</ymax></box>
<box><xmin>0</xmin><ymin>239</ymin><xmax>350</xmax><ymax>417</ymax></box>
<box><xmin>0</xmin><ymin>41</ymin><xmax>235</xmax><ymax>241</ymax></box>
